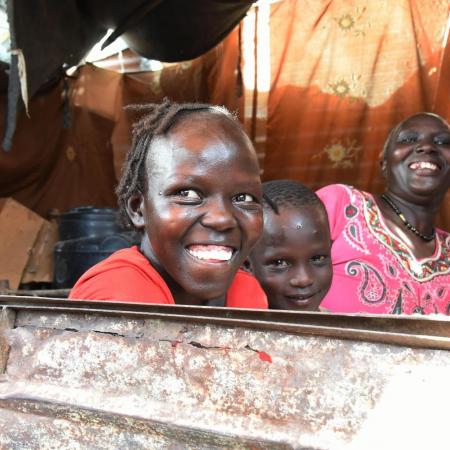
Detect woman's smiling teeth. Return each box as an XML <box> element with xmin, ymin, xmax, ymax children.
<box><xmin>409</xmin><ymin>161</ymin><xmax>439</xmax><ymax>171</ymax></box>
<box><xmin>187</xmin><ymin>245</ymin><xmax>234</xmax><ymax>262</ymax></box>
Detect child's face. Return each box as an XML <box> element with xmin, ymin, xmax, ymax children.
<box><xmin>249</xmin><ymin>204</ymin><xmax>332</xmax><ymax>311</ymax></box>
<box><xmin>128</xmin><ymin>114</ymin><xmax>263</xmax><ymax>304</ymax></box>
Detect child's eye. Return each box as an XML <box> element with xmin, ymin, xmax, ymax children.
<box><xmin>233</xmin><ymin>193</ymin><xmax>257</xmax><ymax>203</ymax></box>
<box><xmin>175</xmin><ymin>189</ymin><xmax>201</xmax><ymax>201</ymax></box>
<box><xmin>310</xmin><ymin>255</ymin><xmax>329</xmax><ymax>265</ymax></box>
<box><xmin>268</xmin><ymin>259</ymin><xmax>290</xmax><ymax>269</ymax></box>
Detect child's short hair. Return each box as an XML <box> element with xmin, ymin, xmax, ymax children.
<box><xmin>116</xmin><ymin>98</ymin><xmax>241</xmax><ymax>228</ymax></box>
<box><xmin>262</xmin><ymin>179</ymin><xmax>322</xmax><ymax>215</ymax></box>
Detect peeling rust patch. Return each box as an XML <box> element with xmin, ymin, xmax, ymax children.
<box><xmin>0</xmin><ymin>307</ymin><xmax>15</xmax><ymax>374</ymax></box>
<box><xmin>0</xmin><ymin>398</ymin><xmax>289</xmax><ymax>449</ymax></box>
<box><xmin>0</xmin><ymin>337</ymin><xmax>10</xmax><ymax>375</ymax></box>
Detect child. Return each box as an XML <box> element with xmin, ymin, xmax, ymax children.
<box><xmin>70</xmin><ymin>99</ymin><xmax>267</xmax><ymax>308</ymax></box>
<box><xmin>248</xmin><ymin>180</ymin><xmax>332</xmax><ymax>311</ymax></box>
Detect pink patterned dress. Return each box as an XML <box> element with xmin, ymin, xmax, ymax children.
<box><xmin>316</xmin><ymin>184</ymin><xmax>450</xmax><ymax>315</ymax></box>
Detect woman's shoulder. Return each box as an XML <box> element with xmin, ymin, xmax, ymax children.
<box><xmin>316</xmin><ymin>183</ymin><xmax>365</xmax><ymax>201</ymax></box>
<box><xmin>226</xmin><ymin>270</ymin><xmax>268</xmax><ymax>309</ymax></box>
<box><xmin>69</xmin><ymin>246</ymin><xmax>173</xmax><ymax>303</ymax></box>
<box><xmin>436</xmin><ymin>227</ymin><xmax>450</xmax><ymax>238</ymax></box>
<box><xmin>316</xmin><ymin>184</ymin><xmax>367</xmax><ymax>216</ymax></box>
<box><xmin>316</xmin><ymin>184</ymin><xmax>369</xmax><ymax>238</ymax></box>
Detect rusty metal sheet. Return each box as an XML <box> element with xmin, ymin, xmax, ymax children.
<box><xmin>0</xmin><ymin>399</ymin><xmax>287</xmax><ymax>449</ymax></box>
<box><xmin>0</xmin><ymin>298</ymin><xmax>449</xmax><ymax>449</ymax></box>
<box><xmin>1</xmin><ymin>295</ymin><xmax>450</xmax><ymax>349</ymax></box>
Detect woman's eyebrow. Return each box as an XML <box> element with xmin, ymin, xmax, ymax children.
<box><xmin>398</xmin><ymin>129</ymin><xmax>417</xmax><ymax>134</ymax></box>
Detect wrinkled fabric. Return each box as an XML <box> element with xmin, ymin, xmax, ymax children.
<box><xmin>1</xmin><ymin>0</ymin><xmax>449</xmax><ymax>232</ymax></box>
<box><xmin>260</xmin><ymin>0</ymin><xmax>450</xmax><ymax>230</ymax></box>
<box><xmin>0</xmin><ymin>67</ymin><xmax>119</xmax><ymax>218</ymax></box>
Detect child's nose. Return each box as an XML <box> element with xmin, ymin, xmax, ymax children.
<box><xmin>200</xmin><ymin>199</ymin><xmax>237</xmax><ymax>231</ymax></box>
<box><xmin>289</xmin><ymin>267</ymin><xmax>314</xmax><ymax>288</ymax></box>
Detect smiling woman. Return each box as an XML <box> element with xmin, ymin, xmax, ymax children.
<box><xmin>69</xmin><ymin>99</ymin><xmax>267</xmax><ymax>308</ymax></box>
<box><xmin>317</xmin><ymin>113</ymin><xmax>450</xmax><ymax>315</ymax></box>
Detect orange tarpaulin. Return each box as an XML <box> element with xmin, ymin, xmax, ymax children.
<box><xmin>258</xmin><ymin>0</ymin><xmax>450</xmax><ymax>228</ymax></box>
<box><xmin>0</xmin><ymin>0</ymin><xmax>448</xmax><ymax>229</ymax></box>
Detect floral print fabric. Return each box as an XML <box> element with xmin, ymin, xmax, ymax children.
<box><xmin>316</xmin><ymin>184</ymin><xmax>450</xmax><ymax>315</ymax></box>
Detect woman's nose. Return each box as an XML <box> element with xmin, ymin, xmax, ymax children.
<box><xmin>289</xmin><ymin>267</ymin><xmax>314</xmax><ymax>288</ymax></box>
<box><xmin>415</xmin><ymin>138</ymin><xmax>436</xmax><ymax>154</ymax></box>
<box><xmin>200</xmin><ymin>199</ymin><xmax>237</xmax><ymax>231</ymax></box>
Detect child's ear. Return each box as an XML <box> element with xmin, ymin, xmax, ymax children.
<box><xmin>126</xmin><ymin>193</ymin><xmax>145</xmax><ymax>229</ymax></box>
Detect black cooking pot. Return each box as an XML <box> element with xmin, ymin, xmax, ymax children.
<box><xmin>54</xmin><ymin>232</ymin><xmax>141</xmax><ymax>289</ymax></box>
<box><xmin>58</xmin><ymin>206</ymin><xmax>123</xmax><ymax>241</ymax></box>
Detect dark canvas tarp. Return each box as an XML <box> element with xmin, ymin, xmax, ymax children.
<box><xmin>4</xmin><ymin>0</ymin><xmax>254</xmax><ymax>149</ymax></box>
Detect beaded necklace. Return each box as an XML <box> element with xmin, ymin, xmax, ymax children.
<box><xmin>380</xmin><ymin>193</ymin><xmax>435</xmax><ymax>241</ymax></box>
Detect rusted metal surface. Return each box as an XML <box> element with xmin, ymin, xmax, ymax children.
<box><xmin>1</xmin><ymin>295</ymin><xmax>450</xmax><ymax>349</ymax></box>
<box><xmin>0</xmin><ymin>307</ymin><xmax>15</xmax><ymax>374</ymax></box>
<box><xmin>0</xmin><ymin>297</ymin><xmax>449</xmax><ymax>449</ymax></box>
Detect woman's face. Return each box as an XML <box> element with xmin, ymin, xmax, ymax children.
<box><xmin>382</xmin><ymin>114</ymin><xmax>450</xmax><ymax>203</ymax></box>
<box><xmin>127</xmin><ymin>114</ymin><xmax>263</xmax><ymax>305</ymax></box>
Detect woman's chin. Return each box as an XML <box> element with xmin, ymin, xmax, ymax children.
<box><xmin>409</xmin><ymin>183</ymin><xmax>447</xmax><ymax>200</ymax></box>
<box><xmin>182</xmin><ymin>281</ymin><xmax>230</xmax><ymax>304</ymax></box>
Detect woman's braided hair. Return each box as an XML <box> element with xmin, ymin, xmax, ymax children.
<box><xmin>116</xmin><ymin>98</ymin><xmax>239</xmax><ymax>228</ymax></box>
